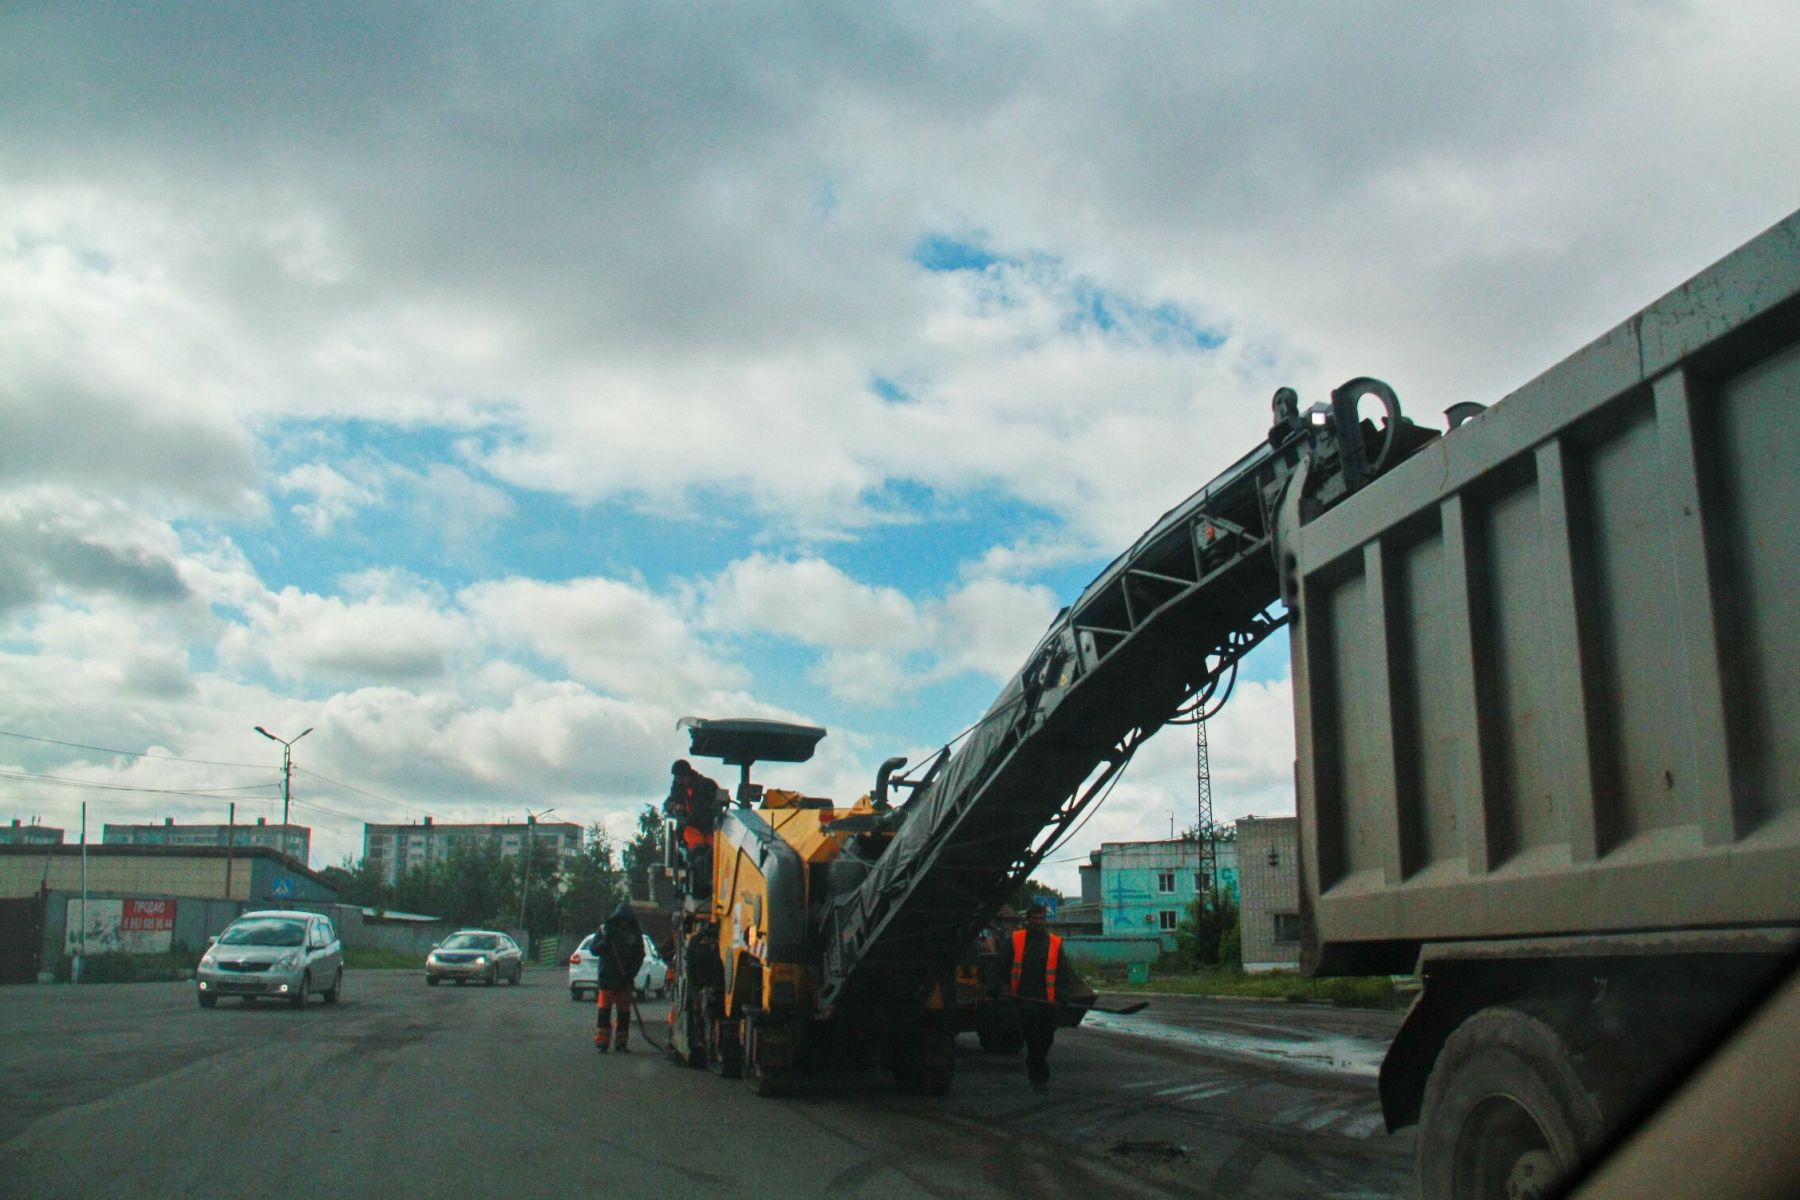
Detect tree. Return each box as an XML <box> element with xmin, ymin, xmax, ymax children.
<box><xmin>321</xmin><ymin>855</ymin><xmax>389</xmax><ymax>908</ymax></box>
<box><xmin>1007</xmin><ymin>878</ymin><xmax>1066</xmax><ymax>914</ymax></box>
<box><xmin>1169</xmin><ymin>890</ymin><xmax>1241</xmax><ymax>972</ymax></box>
<box><xmin>622</xmin><ymin>803</ymin><xmax>665</xmax><ymax>902</ymax></box>
<box><xmin>560</xmin><ymin>823</ymin><xmax>625</xmax><ymax>934</ymax></box>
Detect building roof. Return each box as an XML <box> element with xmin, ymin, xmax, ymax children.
<box><xmin>0</xmin><ymin>842</ymin><xmax>335</xmax><ymax>894</ymax></box>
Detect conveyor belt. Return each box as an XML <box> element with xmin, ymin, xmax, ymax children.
<box><xmin>818</xmin><ymin>379</ymin><xmax>1433</xmax><ymax>1010</ymax></box>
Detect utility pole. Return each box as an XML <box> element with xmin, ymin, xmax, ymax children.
<box><xmin>75</xmin><ymin>801</ymin><xmax>87</xmax><ymax>983</ymax></box>
<box><xmin>255</xmin><ymin>724</ymin><xmax>313</xmax><ymax>835</ymax></box>
<box><xmin>224</xmin><ymin>801</ymin><xmax>235</xmax><ymax>901</ymax></box>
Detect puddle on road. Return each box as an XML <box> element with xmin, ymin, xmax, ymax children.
<box><xmin>1082</xmin><ymin>1011</ymin><xmax>1385</xmax><ymax>1078</ymax></box>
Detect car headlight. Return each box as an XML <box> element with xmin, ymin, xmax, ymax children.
<box><xmin>277</xmin><ymin>952</ymin><xmax>301</xmax><ymax>971</ymax></box>
<box><xmin>473</xmin><ymin>956</ymin><xmax>487</xmax><ymax>966</ymax></box>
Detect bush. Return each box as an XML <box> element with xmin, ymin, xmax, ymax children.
<box><xmin>1111</xmin><ymin>967</ymin><xmax>1400</xmax><ymax>1009</ymax></box>
<box><xmin>53</xmin><ymin>949</ymin><xmax>202</xmax><ymax>983</ymax></box>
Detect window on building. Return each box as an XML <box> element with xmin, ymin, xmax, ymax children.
<box><xmin>1159</xmin><ymin>910</ymin><xmax>1179</xmax><ymax>931</ymax></box>
<box><xmin>1194</xmin><ymin>872</ymin><xmax>1205</xmax><ymax>892</ymax></box>
<box><xmin>1273</xmin><ymin>912</ymin><xmax>1302</xmax><ymax>943</ymax></box>
<box><xmin>1157</xmin><ymin>871</ymin><xmax>1175</xmax><ymax>893</ymax></box>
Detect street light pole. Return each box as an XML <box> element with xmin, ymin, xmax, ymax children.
<box><xmin>255</xmin><ymin>725</ymin><xmax>313</xmax><ymax>838</ymax></box>
<box><xmin>518</xmin><ymin>807</ymin><xmax>555</xmax><ymax>935</ymax></box>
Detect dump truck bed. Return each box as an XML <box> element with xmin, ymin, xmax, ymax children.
<box><xmin>1282</xmin><ymin>211</ymin><xmax>1800</xmax><ymax>974</ymax></box>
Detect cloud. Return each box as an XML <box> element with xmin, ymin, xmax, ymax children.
<box><xmin>0</xmin><ymin>490</ymin><xmax>193</xmax><ymax>617</ymax></box>
<box><xmin>699</xmin><ymin>554</ymin><xmax>1061</xmax><ymax>705</ymax></box>
<box><xmin>222</xmin><ymin>585</ymin><xmax>466</xmax><ymax>685</ymax></box>
<box><xmin>462</xmin><ymin>575</ymin><xmax>747</xmax><ymax>705</ymax></box>
<box><xmin>279</xmin><ymin>462</ymin><xmax>382</xmax><ymax>534</ymax></box>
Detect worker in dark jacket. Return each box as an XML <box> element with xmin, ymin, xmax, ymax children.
<box><xmin>999</xmin><ymin>901</ymin><xmax>1075</xmax><ymax>1089</ymax></box>
<box><xmin>593</xmin><ymin>901</ymin><xmax>646</xmax><ymax>1053</ymax></box>
<box><xmin>663</xmin><ymin>759</ymin><xmax>721</xmax><ymax>899</ymax></box>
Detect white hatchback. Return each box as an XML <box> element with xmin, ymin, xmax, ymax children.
<box><xmin>567</xmin><ymin>933</ymin><xmax>668</xmax><ymax>1002</ymax></box>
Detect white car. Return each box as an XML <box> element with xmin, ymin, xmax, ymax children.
<box><xmin>568</xmin><ymin>933</ymin><xmax>668</xmax><ymax>1002</ymax></box>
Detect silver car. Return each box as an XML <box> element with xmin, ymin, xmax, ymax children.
<box><xmin>425</xmin><ymin>930</ymin><xmax>524</xmax><ymax>986</ymax></box>
<box><xmin>197</xmin><ymin>911</ymin><xmax>343</xmax><ymax>1009</ymax></box>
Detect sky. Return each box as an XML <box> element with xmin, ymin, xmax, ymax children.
<box><xmin>2</xmin><ymin>3</ymin><xmax>1796</xmax><ymax>894</ymax></box>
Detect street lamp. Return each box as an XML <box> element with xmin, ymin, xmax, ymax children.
<box><xmin>518</xmin><ymin>807</ymin><xmax>556</xmax><ymax>934</ymax></box>
<box><xmin>255</xmin><ymin>725</ymin><xmax>313</xmax><ymax>835</ymax></box>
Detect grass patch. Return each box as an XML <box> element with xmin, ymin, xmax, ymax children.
<box><xmin>343</xmin><ymin>946</ymin><xmax>426</xmax><ymax>970</ymax></box>
<box><xmin>1106</xmin><ymin>968</ymin><xmax>1402</xmax><ymax>1009</ymax></box>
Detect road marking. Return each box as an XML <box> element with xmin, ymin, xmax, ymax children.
<box><xmin>1297</xmin><ymin>1104</ymin><xmax>1351</xmax><ymax>1132</ymax></box>
<box><xmin>1153</xmin><ymin>1081</ymin><xmax>1219</xmax><ymax>1098</ymax></box>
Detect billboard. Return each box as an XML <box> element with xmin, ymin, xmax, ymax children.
<box><xmin>64</xmin><ymin>898</ymin><xmax>176</xmax><ymax>955</ymax></box>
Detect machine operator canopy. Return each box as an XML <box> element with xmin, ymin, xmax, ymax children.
<box><xmin>677</xmin><ymin>717</ymin><xmax>826</xmax><ymax>767</ymax></box>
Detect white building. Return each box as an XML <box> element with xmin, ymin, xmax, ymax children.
<box><xmin>362</xmin><ymin>817</ymin><xmax>585</xmax><ymax>886</ymax></box>
<box><xmin>104</xmin><ymin>816</ymin><xmax>310</xmax><ymax>864</ymax></box>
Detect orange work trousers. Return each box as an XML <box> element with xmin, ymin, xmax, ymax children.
<box><xmin>595</xmin><ymin>987</ymin><xmax>631</xmax><ymax>1050</ymax></box>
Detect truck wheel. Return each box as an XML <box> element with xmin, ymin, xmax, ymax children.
<box><xmin>1418</xmin><ymin>1007</ymin><xmax>1605</xmax><ymax>1200</ymax></box>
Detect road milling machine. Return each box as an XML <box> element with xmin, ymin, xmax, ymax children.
<box><xmin>661</xmin><ymin>376</ymin><xmax>1438</xmax><ymax>1097</ymax></box>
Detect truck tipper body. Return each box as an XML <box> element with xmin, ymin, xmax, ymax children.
<box><xmin>1281</xmin><ymin>208</ymin><xmax>1800</xmax><ymax>1197</ymax></box>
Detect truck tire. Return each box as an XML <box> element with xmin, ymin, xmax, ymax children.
<box><xmin>1418</xmin><ymin>1007</ymin><xmax>1605</xmax><ymax>1200</ymax></box>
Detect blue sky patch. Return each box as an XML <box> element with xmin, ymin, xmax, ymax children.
<box><xmin>912</xmin><ymin>234</ymin><xmax>1004</xmax><ymax>274</ymax></box>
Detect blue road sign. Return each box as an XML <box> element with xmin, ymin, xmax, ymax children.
<box><xmin>271</xmin><ymin>877</ymin><xmax>295</xmax><ymax>899</ymax></box>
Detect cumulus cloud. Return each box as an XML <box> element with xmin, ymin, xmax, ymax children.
<box><xmin>222</xmin><ymin>585</ymin><xmax>466</xmax><ymax>685</ymax></box>
<box><xmin>279</xmin><ymin>462</ymin><xmax>382</xmax><ymax>534</ymax></box>
<box><xmin>699</xmin><ymin>555</ymin><xmax>1060</xmax><ymax>705</ymax></box>
<box><xmin>462</xmin><ymin>575</ymin><xmax>747</xmax><ymax>706</ymax></box>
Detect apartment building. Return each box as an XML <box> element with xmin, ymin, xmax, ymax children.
<box><xmin>103</xmin><ymin>817</ymin><xmax>311</xmax><ymax>864</ymax></box>
<box><xmin>362</xmin><ymin>817</ymin><xmax>585</xmax><ymax>885</ymax></box>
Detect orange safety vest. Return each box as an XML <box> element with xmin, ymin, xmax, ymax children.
<box><xmin>1010</xmin><ymin>928</ymin><xmax>1062</xmax><ymax>1002</ymax></box>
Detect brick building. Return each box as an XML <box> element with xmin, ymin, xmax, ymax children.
<box><xmin>1235</xmin><ymin>815</ymin><xmax>1301</xmax><ymax>972</ymax></box>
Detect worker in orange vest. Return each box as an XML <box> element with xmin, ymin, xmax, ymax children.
<box><xmin>1001</xmin><ymin>900</ymin><xmax>1075</xmax><ymax>1090</ymax></box>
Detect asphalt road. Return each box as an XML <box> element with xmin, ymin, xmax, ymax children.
<box><xmin>0</xmin><ymin>970</ymin><xmax>1416</xmax><ymax>1200</ymax></box>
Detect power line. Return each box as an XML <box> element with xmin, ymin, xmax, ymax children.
<box><xmin>292</xmin><ymin>767</ymin><xmax>434</xmax><ymax>817</ymax></box>
<box><xmin>0</xmin><ymin>728</ymin><xmax>268</xmax><ymax>770</ymax></box>
<box><xmin>0</xmin><ymin>768</ymin><xmax>281</xmax><ymax>801</ymax></box>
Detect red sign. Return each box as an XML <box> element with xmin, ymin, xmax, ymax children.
<box><xmin>121</xmin><ymin>899</ymin><xmax>175</xmax><ymax>933</ymax></box>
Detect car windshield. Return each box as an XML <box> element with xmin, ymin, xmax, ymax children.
<box><xmin>442</xmin><ymin>933</ymin><xmax>499</xmax><ymax>950</ymax></box>
<box><xmin>219</xmin><ymin>919</ymin><xmax>306</xmax><ymax>947</ymax></box>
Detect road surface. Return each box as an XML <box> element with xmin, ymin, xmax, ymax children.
<box><xmin>0</xmin><ymin>971</ymin><xmax>1415</xmax><ymax>1199</ymax></box>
